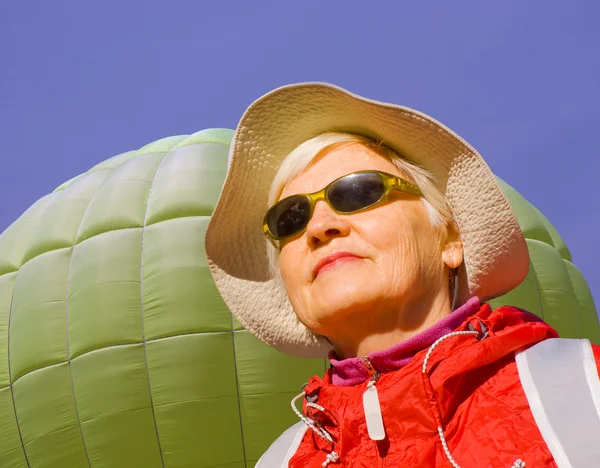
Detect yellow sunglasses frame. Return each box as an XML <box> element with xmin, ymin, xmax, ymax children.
<box><xmin>262</xmin><ymin>170</ymin><xmax>422</xmax><ymax>248</ymax></box>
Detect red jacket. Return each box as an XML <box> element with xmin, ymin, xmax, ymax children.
<box><xmin>281</xmin><ymin>304</ymin><xmax>600</xmax><ymax>467</ymax></box>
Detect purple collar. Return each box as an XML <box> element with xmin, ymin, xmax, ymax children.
<box><xmin>328</xmin><ymin>297</ymin><xmax>481</xmax><ymax>386</ymax></box>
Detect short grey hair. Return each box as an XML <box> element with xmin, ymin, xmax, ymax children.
<box><xmin>267</xmin><ymin>132</ymin><xmax>454</xmax><ymax>280</ymax></box>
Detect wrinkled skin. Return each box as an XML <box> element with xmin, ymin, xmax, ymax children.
<box><xmin>278</xmin><ymin>143</ymin><xmax>463</xmax><ymax>358</ymax></box>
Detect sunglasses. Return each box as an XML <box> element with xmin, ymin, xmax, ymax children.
<box><xmin>263</xmin><ymin>170</ymin><xmax>422</xmax><ymax>246</ymax></box>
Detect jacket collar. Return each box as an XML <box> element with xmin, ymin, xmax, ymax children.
<box><xmin>328</xmin><ymin>297</ymin><xmax>483</xmax><ymax>386</ymax></box>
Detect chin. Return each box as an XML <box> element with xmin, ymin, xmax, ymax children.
<box><xmin>313</xmin><ymin>282</ymin><xmax>379</xmax><ymax>319</ymax></box>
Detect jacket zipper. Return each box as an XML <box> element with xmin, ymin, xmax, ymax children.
<box><xmin>361</xmin><ymin>356</ymin><xmax>376</xmax><ymax>376</ymax></box>
<box><xmin>361</xmin><ymin>358</ymin><xmax>386</xmax><ymax>467</ymax></box>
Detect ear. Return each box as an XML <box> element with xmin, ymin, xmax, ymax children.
<box><xmin>441</xmin><ymin>221</ymin><xmax>463</xmax><ymax>269</ymax></box>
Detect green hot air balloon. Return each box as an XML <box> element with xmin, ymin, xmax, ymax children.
<box><xmin>0</xmin><ymin>129</ymin><xmax>597</xmax><ymax>468</ymax></box>
<box><xmin>490</xmin><ymin>179</ymin><xmax>600</xmax><ymax>342</ymax></box>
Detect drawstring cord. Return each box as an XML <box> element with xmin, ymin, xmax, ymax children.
<box><xmin>422</xmin><ymin>330</ymin><xmax>480</xmax><ymax>374</ymax></box>
<box><xmin>291</xmin><ymin>391</ymin><xmax>340</xmax><ymax>466</ymax></box>
<box><xmin>322</xmin><ymin>451</ymin><xmax>340</xmax><ymax>467</ymax></box>
<box><xmin>422</xmin><ymin>326</ymin><xmax>525</xmax><ymax>468</ymax></box>
<box><xmin>422</xmin><ymin>330</ymin><xmax>480</xmax><ymax>468</ymax></box>
<box><xmin>290</xmin><ymin>392</ymin><xmax>334</xmax><ymax>444</ymax></box>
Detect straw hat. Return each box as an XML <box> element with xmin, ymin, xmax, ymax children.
<box><xmin>205</xmin><ymin>82</ymin><xmax>529</xmax><ymax>358</ymax></box>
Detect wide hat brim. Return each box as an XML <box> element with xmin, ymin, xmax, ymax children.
<box><xmin>205</xmin><ymin>82</ymin><xmax>529</xmax><ymax>358</ymax></box>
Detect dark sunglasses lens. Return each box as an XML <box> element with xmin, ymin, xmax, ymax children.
<box><xmin>267</xmin><ymin>196</ymin><xmax>312</xmax><ymax>238</ymax></box>
<box><xmin>328</xmin><ymin>173</ymin><xmax>385</xmax><ymax>212</ymax></box>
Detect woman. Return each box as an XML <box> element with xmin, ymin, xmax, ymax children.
<box><xmin>205</xmin><ymin>83</ymin><xmax>600</xmax><ymax>467</ymax></box>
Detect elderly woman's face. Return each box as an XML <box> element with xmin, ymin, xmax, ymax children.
<box><xmin>277</xmin><ymin>143</ymin><xmax>461</xmax><ymax>342</ymax></box>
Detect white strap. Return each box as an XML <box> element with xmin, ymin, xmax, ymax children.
<box><xmin>516</xmin><ymin>338</ymin><xmax>600</xmax><ymax>467</ymax></box>
<box><xmin>255</xmin><ymin>421</ymin><xmax>308</xmax><ymax>468</ymax></box>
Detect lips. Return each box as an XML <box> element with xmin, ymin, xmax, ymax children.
<box><xmin>313</xmin><ymin>251</ymin><xmax>363</xmax><ymax>278</ymax></box>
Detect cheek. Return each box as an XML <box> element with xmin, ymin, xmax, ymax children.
<box><xmin>373</xmin><ymin>208</ymin><xmax>441</xmax><ymax>281</ymax></box>
<box><xmin>278</xmin><ymin>246</ymin><xmax>309</xmax><ymax>308</ymax></box>
<box><xmin>278</xmin><ymin>249</ymin><xmax>291</xmax><ymax>280</ymax></box>
<box><xmin>279</xmin><ymin>248</ymin><xmax>299</xmax><ymax>291</ymax></box>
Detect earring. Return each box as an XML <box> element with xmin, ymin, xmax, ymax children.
<box><xmin>450</xmin><ymin>268</ymin><xmax>459</xmax><ymax>311</ymax></box>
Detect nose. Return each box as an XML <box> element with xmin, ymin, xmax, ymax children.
<box><xmin>305</xmin><ymin>201</ymin><xmax>351</xmax><ymax>247</ymax></box>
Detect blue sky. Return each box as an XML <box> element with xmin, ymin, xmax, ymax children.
<box><xmin>1</xmin><ymin>1</ymin><xmax>598</xmax><ymax>305</ymax></box>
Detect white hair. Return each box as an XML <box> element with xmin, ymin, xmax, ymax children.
<box><xmin>267</xmin><ymin>132</ymin><xmax>454</xmax><ymax>280</ymax></box>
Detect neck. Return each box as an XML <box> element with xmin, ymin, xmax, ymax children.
<box><xmin>329</xmin><ymin>291</ymin><xmax>452</xmax><ymax>359</ymax></box>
